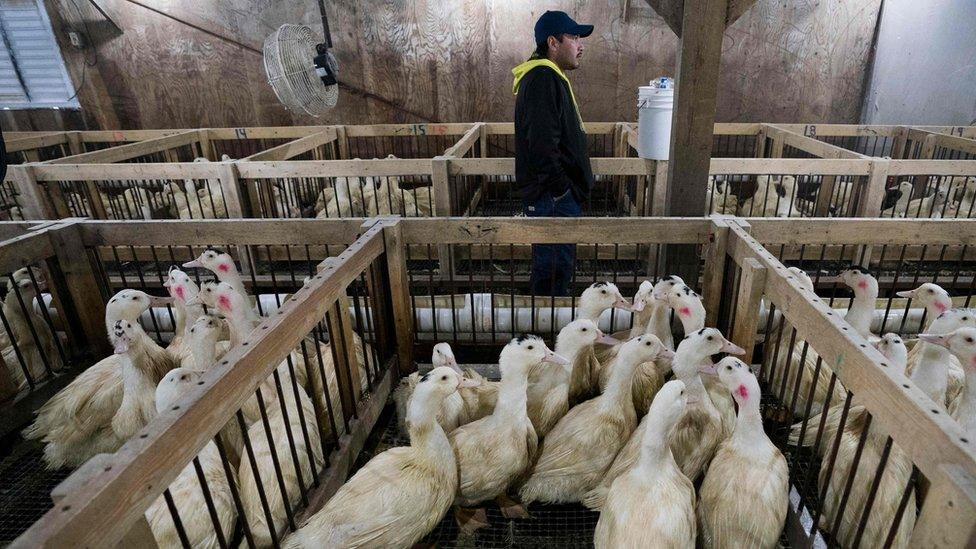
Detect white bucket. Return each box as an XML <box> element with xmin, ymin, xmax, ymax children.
<box><xmin>638</xmin><ymin>78</ymin><xmax>675</xmax><ymax>160</ymax></box>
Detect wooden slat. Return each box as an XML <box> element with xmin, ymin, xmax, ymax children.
<box><xmin>45</xmin><ymin>130</ymin><xmax>200</xmax><ymax>165</ymax></box>
<box><xmin>79</xmin><ymin>219</ymin><xmax>366</xmax><ymax>247</ymax></box>
<box><xmin>729</xmin><ymin>256</ymin><xmax>765</xmax><ymax>363</ymax></box>
<box><xmin>8</xmin><ymin>165</ymin><xmax>51</xmax><ymax>219</ymax></box>
<box><xmin>379</xmin><ymin>219</ymin><xmax>416</xmax><ymax>374</ymax></box>
<box><xmin>763</xmin><ymin>124</ymin><xmax>869</xmax><ymax>159</ymax></box>
<box><xmin>887</xmin><ymin>160</ymin><xmax>976</xmax><ymax>176</ymax></box>
<box><xmin>12</xmin><ymin>226</ymin><xmax>387</xmax><ymax>548</ymax></box>
<box><xmin>773</xmin><ymin>124</ymin><xmax>898</xmax><ymax>138</ymax></box>
<box><xmin>5</xmin><ymin>132</ymin><xmax>68</xmax><ymax>153</ymax></box>
<box><xmin>236</xmin><ymin>159</ymin><xmax>433</xmax><ymax>179</ymax></box>
<box><xmin>701</xmin><ymin>216</ymin><xmax>731</xmax><ymax>327</ymax></box>
<box><xmin>746</xmin><ymin>218</ymin><xmax>976</xmax><ymax>246</ymax></box>
<box><xmin>242</xmin><ymin>129</ymin><xmax>338</xmax><ymax>161</ymax></box>
<box><xmin>443</xmin><ymin>123</ymin><xmax>484</xmax><ymax>158</ymax></box>
<box><xmin>344</xmin><ymin>123</ymin><xmax>473</xmax><ymax>137</ymax></box>
<box><xmin>0</xmin><ymin>229</ymin><xmax>55</xmax><ymax>275</ymax></box>
<box><xmin>709</xmin><ymin>158</ymin><xmax>873</xmax><ymax>175</ymax></box>
<box><xmin>33</xmin><ymin>162</ymin><xmax>222</xmax><ymax>182</ymax></box>
<box><xmin>398</xmin><ymin>217</ymin><xmax>711</xmax><ymax>245</ymax></box>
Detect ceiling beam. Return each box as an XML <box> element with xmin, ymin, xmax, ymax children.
<box><xmin>644</xmin><ymin>0</ymin><xmax>684</xmax><ymax>36</ymax></box>
<box><xmin>726</xmin><ymin>0</ymin><xmax>759</xmax><ymax>27</ymax></box>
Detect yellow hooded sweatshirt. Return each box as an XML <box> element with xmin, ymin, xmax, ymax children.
<box><xmin>511</xmin><ymin>58</ymin><xmax>584</xmax><ymax>128</ymax></box>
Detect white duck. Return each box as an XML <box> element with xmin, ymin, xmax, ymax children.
<box><xmin>920</xmin><ymin>327</ymin><xmax>976</xmax><ymax>440</ymax></box>
<box><xmin>568</xmin><ymin>281</ymin><xmax>634</xmax><ymax>401</ymax></box>
<box><xmin>518</xmin><ymin>335</ymin><xmax>670</xmax><ymax>504</ymax></box>
<box><xmin>583</xmin><ymin>328</ymin><xmax>743</xmax><ymax>510</ymax></box>
<box><xmin>593</xmin><ymin>380</ymin><xmax>694</xmax><ymax>549</ymax></box>
<box><xmin>897</xmin><ymin>282</ymin><xmax>954</xmax><ymax>336</ymax></box>
<box><xmin>162</xmin><ymin>267</ymin><xmax>204</xmax><ymax>362</ymax></box>
<box><xmin>146</xmin><ymin>368</ymin><xmax>236</xmax><ymax>549</ymax></box>
<box><xmin>2</xmin><ymin>275</ymin><xmax>59</xmax><ymax>390</ymax></box>
<box><xmin>282</xmin><ymin>367</ymin><xmax>473</xmax><ymax>548</ymax></box>
<box><xmin>908</xmin><ymin>308</ymin><xmax>974</xmax><ymax>409</ymax></box>
<box><xmin>528</xmin><ymin>319</ymin><xmax>615</xmax><ymax>438</ymax></box>
<box><xmin>450</xmin><ymin>336</ymin><xmax>566</xmax><ymax>527</ymax></box>
<box><xmin>181</xmin><ymin>315</ymin><xmax>224</xmax><ymax>372</ymax></box>
<box><xmin>183</xmin><ymin>248</ymin><xmax>254</xmax><ymax>318</ymax></box>
<box><xmin>698</xmin><ymin>357</ymin><xmax>788</xmax><ymax>548</ymax></box>
<box><xmin>110</xmin><ymin>319</ymin><xmax>178</xmax><ymax>440</ymax></box>
<box><xmin>393</xmin><ymin>343</ymin><xmax>471</xmax><ymax>437</ymax></box>
<box><xmin>24</xmin><ymin>290</ymin><xmax>175</xmax><ymax>469</ymax></box>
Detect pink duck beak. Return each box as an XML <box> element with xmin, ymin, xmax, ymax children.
<box><xmin>721</xmin><ymin>340</ymin><xmax>746</xmax><ymax>355</ymax></box>
<box><xmin>918</xmin><ymin>333</ymin><xmax>949</xmax><ymax>349</ymax></box>
<box><xmin>543</xmin><ymin>350</ymin><xmax>571</xmax><ymax>366</ymax></box>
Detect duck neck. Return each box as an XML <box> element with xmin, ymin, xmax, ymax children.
<box><xmin>731</xmin><ymin>390</ymin><xmax>765</xmax><ymax>448</ymax></box>
<box><xmin>578</xmin><ymin>302</ymin><xmax>606</xmax><ymax>323</ymax></box>
<box><xmin>845</xmin><ymin>285</ymin><xmax>877</xmax><ymax>338</ymax></box>
<box><xmin>924</xmin><ymin>302</ymin><xmax>949</xmax><ymax>331</ymax></box>
<box><xmin>636</xmin><ymin>420</ymin><xmax>675</xmax><ymax>468</ymax></box>
<box><xmin>554</xmin><ymin>340</ymin><xmax>587</xmax><ymax>384</ymax></box>
<box><xmin>407</xmin><ymin>398</ymin><xmax>453</xmax><ymax>461</ymax></box>
<box><xmin>186</xmin><ymin>336</ymin><xmax>218</xmax><ymax>372</ymax></box>
<box><xmin>629</xmin><ymin>304</ymin><xmax>655</xmax><ymax>339</ymax></box>
<box><xmin>959</xmin><ymin>368</ymin><xmax>976</xmax><ymax>415</ymax></box>
<box><xmin>911</xmin><ymin>344</ymin><xmax>950</xmax><ymax>402</ymax></box>
<box><xmin>225</xmin><ymin>311</ymin><xmax>253</xmax><ymax>347</ymax></box>
<box><xmin>674</xmin><ymin>301</ymin><xmax>705</xmax><ymax>336</ymax></box>
<box><xmin>494</xmin><ymin>364</ymin><xmax>530</xmax><ymax>421</ymax></box>
<box><xmin>649</xmin><ymin>301</ymin><xmax>674</xmax><ymax>349</ymax></box>
<box><xmin>602</xmin><ymin>351</ymin><xmax>639</xmax><ymax>410</ymax></box>
<box><xmin>217</xmin><ymin>271</ymin><xmax>247</xmax><ymax>301</ymax></box>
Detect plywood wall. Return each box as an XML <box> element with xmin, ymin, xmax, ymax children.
<box><xmin>25</xmin><ymin>0</ymin><xmax>880</xmax><ymax>131</ymax></box>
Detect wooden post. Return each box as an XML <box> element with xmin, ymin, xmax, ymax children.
<box><xmin>215</xmin><ymin>161</ymin><xmax>245</xmax><ymax>218</ymax></box>
<box><xmin>754</xmin><ymin>126</ymin><xmax>767</xmax><ymax>158</ymax></box>
<box><xmin>431</xmin><ymin>156</ymin><xmax>453</xmax><ymax>276</ymax></box>
<box><xmin>890</xmin><ymin>126</ymin><xmax>909</xmax><ymax>159</ymax></box>
<box><xmin>702</xmin><ymin>216</ymin><xmax>731</xmax><ymax>327</ymax></box>
<box><xmin>65</xmin><ymin>132</ymin><xmax>83</xmax><ymax>156</ymax></box>
<box><xmin>47</xmin><ymin>220</ymin><xmax>111</xmax><ymax>357</ymax></box>
<box><xmin>814</xmin><ymin>175</ymin><xmax>837</xmax><ymax>216</ymax></box>
<box><xmin>730</xmin><ymin>257</ymin><xmax>766</xmax><ymax>364</ymax></box>
<box><xmin>911</xmin><ymin>464</ymin><xmax>976</xmax><ymax>548</ymax></box>
<box><xmin>852</xmin><ymin>159</ymin><xmax>885</xmax><ymax>269</ymax></box>
<box><xmin>9</xmin><ymin>165</ymin><xmax>51</xmax><ymax>219</ymax></box>
<box><xmin>381</xmin><ymin>220</ymin><xmax>416</xmax><ymax>374</ymax></box>
<box><xmin>661</xmin><ymin>0</ymin><xmax>730</xmax><ymax>286</ymax></box>
<box><xmin>336</xmin><ymin>126</ymin><xmax>350</xmax><ymax>160</ymax></box>
<box><xmin>912</xmin><ymin>133</ymin><xmax>939</xmax><ymax>196</ymax></box>
<box><xmin>198</xmin><ymin>129</ymin><xmax>215</xmax><ymax>160</ymax></box>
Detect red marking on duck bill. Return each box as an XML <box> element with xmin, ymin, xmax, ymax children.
<box><xmin>679</xmin><ymin>307</ymin><xmax>691</xmax><ymax>317</ymax></box>
<box><xmin>218</xmin><ymin>263</ymin><xmax>230</xmax><ymax>273</ymax></box>
<box><xmin>217</xmin><ymin>294</ymin><xmax>232</xmax><ymax>311</ymax></box>
<box><xmin>857</xmin><ymin>280</ymin><xmax>868</xmax><ymax>289</ymax></box>
<box><xmin>736</xmin><ymin>384</ymin><xmax>749</xmax><ymax>400</ymax></box>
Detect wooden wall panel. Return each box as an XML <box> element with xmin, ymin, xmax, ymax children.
<box><xmin>28</xmin><ymin>0</ymin><xmax>880</xmax><ymax>130</ymax></box>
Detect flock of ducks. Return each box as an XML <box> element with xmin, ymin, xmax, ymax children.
<box><xmin>22</xmin><ymin>248</ymin><xmax>369</xmax><ymax>547</ymax></box>
<box><xmin>11</xmin><ymin>252</ymin><xmax>976</xmax><ymax>548</ymax></box>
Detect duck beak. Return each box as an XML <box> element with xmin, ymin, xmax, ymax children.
<box><xmin>459</xmin><ymin>377</ymin><xmax>481</xmax><ymax>389</ymax></box>
<box><xmin>896</xmin><ymin>290</ymin><xmax>915</xmax><ymax>299</ymax></box>
<box><xmin>720</xmin><ymin>340</ymin><xmax>746</xmax><ymax>355</ymax></box>
<box><xmin>698</xmin><ymin>362</ymin><xmax>717</xmax><ymax>375</ymax></box>
<box><xmin>613</xmin><ymin>298</ymin><xmax>633</xmax><ymax>311</ymax></box>
<box><xmin>596</xmin><ymin>330</ymin><xmax>621</xmax><ymax>345</ymax></box>
<box><xmin>148</xmin><ymin>295</ymin><xmax>174</xmax><ymax>307</ymax></box>
<box><xmin>629</xmin><ymin>299</ymin><xmax>646</xmax><ymax>313</ymax></box>
<box><xmin>652</xmin><ymin>290</ymin><xmax>667</xmax><ymax>301</ymax></box>
<box><xmin>183</xmin><ymin>259</ymin><xmax>203</xmax><ymax>269</ymax></box>
<box><xmin>543</xmin><ymin>350</ymin><xmax>571</xmax><ymax>366</ymax></box>
<box><xmin>918</xmin><ymin>333</ymin><xmax>949</xmax><ymax>349</ymax></box>
<box><xmin>657</xmin><ymin>348</ymin><xmax>676</xmax><ymax>361</ymax></box>
<box><xmin>184</xmin><ymin>294</ymin><xmax>202</xmax><ymax>307</ymax></box>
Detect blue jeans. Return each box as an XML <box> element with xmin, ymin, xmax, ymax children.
<box><xmin>524</xmin><ymin>190</ymin><xmax>580</xmax><ymax>296</ymax></box>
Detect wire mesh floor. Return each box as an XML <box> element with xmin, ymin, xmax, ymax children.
<box><xmin>356</xmin><ymin>408</ymin><xmax>601</xmax><ymax>548</ymax></box>
<box><xmin>0</xmin><ymin>441</ymin><xmax>69</xmax><ymax>544</ymax></box>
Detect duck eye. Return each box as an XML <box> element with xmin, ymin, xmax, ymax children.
<box><xmin>132</xmin><ymin>296</ymin><xmax>138</xmax><ymax>300</ymax></box>
<box><xmin>601</xmin><ymin>290</ymin><xmax>607</xmax><ymax>294</ymax></box>
<box><xmin>527</xmin><ymin>345</ymin><xmax>534</xmax><ymax>350</ymax></box>
<box><xmin>441</xmin><ymin>375</ymin><xmax>447</xmax><ymax>381</ymax></box>
<box><xmin>581</xmin><ymin>327</ymin><xmax>588</xmax><ymax>332</ymax></box>
<box><xmin>707</xmin><ymin>336</ymin><xmax>713</xmax><ymax>341</ymax></box>
<box><xmin>645</xmin><ymin>341</ymin><xmax>651</xmax><ymax>346</ymax></box>
<box><xmin>967</xmin><ymin>337</ymin><xmax>974</xmax><ymax>344</ymax></box>
<box><xmin>928</xmin><ymin>289</ymin><xmax>934</xmax><ymax>293</ymax></box>
<box><xmin>726</xmin><ymin>365</ymin><xmax>733</xmax><ymax>371</ymax></box>
<box><xmin>190</xmin><ymin>328</ymin><xmax>195</xmax><ymax>333</ymax></box>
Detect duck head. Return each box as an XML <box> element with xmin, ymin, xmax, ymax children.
<box><xmin>644</xmin><ymin>379</ymin><xmax>687</xmax><ymax>435</ymax></box>
<box><xmin>163</xmin><ymin>267</ymin><xmax>200</xmax><ymax>305</ymax></box>
<box><xmin>154</xmin><ymin>367</ymin><xmax>203</xmax><ymax>413</ymax></box>
<box><xmin>187</xmin><ymin>314</ymin><xmax>223</xmax><ymax>346</ymax></box>
<box><xmin>500</xmin><ymin>334</ymin><xmax>568</xmax><ymax>376</ymax></box>
<box><xmin>873</xmin><ymin>333</ymin><xmax>908</xmax><ymax>373</ymax></box>
<box><xmin>716</xmin><ymin>356</ymin><xmax>758</xmax><ymax>405</ymax></box>
<box><xmin>183</xmin><ymin>248</ymin><xmax>237</xmax><ymax>277</ymax></box>
<box><xmin>839</xmin><ymin>265</ymin><xmax>878</xmax><ymax>296</ymax></box>
<box><xmin>106</xmin><ymin>289</ymin><xmax>173</xmax><ymax>327</ymax></box>
<box><xmin>558</xmin><ymin>319</ymin><xmax>619</xmax><ymax>354</ymax></box>
<box><xmin>578</xmin><ymin>281</ymin><xmax>633</xmax><ymax>318</ymax></box>
<box><xmin>110</xmin><ymin>319</ymin><xmax>145</xmax><ymax>354</ymax></box>
<box><xmin>618</xmin><ymin>333</ymin><xmax>673</xmax><ymax>366</ymax></box>
<box><xmin>919</xmin><ymin>327</ymin><xmax>976</xmax><ymax>371</ymax></box>
<box><xmin>654</xmin><ymin>284</ymin><xmax>706</xmax><ymax>331</ymax></box>
<box><xmin>674</xmin><ymin>327</ymin><xmax>744</xmax><ymax>378</ymax></box>
<box><xmin>897</xmin><ymin>283</ymin><xmax>952</xmax><ymax>317</ymax></box>
<box><xmin>786</xmin><ymin>267</ymin><xmax>815</xmax><ymax>293</ymax></box>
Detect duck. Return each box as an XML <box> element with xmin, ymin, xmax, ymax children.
<box><xmin>2</xmin><ymin>274</ymin><xmax>60</xmax><ymax>390</ymax></box>
<box><xmin>518</xmin><ymin>335</ymin><xmax>670</xmax><ymax>504</ymax></box>
<box><xmin>161</xmin><ymin>267</ymin><xmax>204</xmax><ymax>362</ymax></box>
<box><xmin>0</xmin><ymin>266</ymin><xmax>43</xmax><ymax>350</ymax></box>
<box><xmin>919</xmin><ymin>327</ymin><xmax>976</xmax><ymax>440</ymax></box>
<box><xmin>282</xmin><ymin>366</ymin><xmax>473</xmax><ymax>548</ymax></box>
<box><xmin>598</xmin><ymin>282</ymin><xmax>705</xmax><ymax>416</ymax></box>
<box><xmin>393</xmin><ymin>343</ymin><xmax>470</xmax><ymax>438</ymax></box>
<box><xmin>789</xmin><ymin>333</ymin><xmax>908</xmax><ymax>453</ymax></box>
<box><xmin>315</xmin><ymin>177</ymin><xmax>363</xmax><ymax>218</ymax></box>
<box><xmin>907</xmin><ymin>308</ymin><xmax>974</xmax><ymax>409</ymax></box>
<box><xmin>181</xmin><ymin>315</ymin><xmax>224</xmax><ymax>372</ymax></box>
<box><xmin>769</xmin><ymin>266</ymin><xmax>872</xmax><ymax>419</ymax></box>
<box><xmin>450</xmin><ymin>336</ymin><xmax>566</xmax><ymax>528</ymax></box>
<box><xmin>698</xmin><ymin>357</ymin><xmax>788</xmax><ymax>548</ymax></box>
<box><xmin>741</xmin><ymin>175</ymin><xmax>799</xmax><ymax>217</ymax></box>
<box><xmin>145</xmin><ymin>368</ymin><xmax>236</xmax><ymax>549</ymax></box>
<box><xmin>593</xmin><ymin>380</ymin><xmax>694</xmax><ymax>549</ymax></box>
<box><xmin>897</xmin><ymin>282</ymin><xmax>954</xmax><ymax>336</ymax></box>
<box><xmin>569</xmin><ymin>281</ymin><xmax>635</xmax><ymax>401</ymax></box>
<box><xmin>182</xmin><ymin>248</ymin><xmax>255</xmax><ymax>319</ymax></box>
<box><xmin>881</xmin><ymin>180</ymin><xmax>915</xmax><ymax>218</ymax></box>
<box><xmin>583</xmin><ymin>328</ymin><xmax>743</xmax><ymax>510</ymax></box>
<box><xmin>110</xmin><ymin>319</ymin><xmax>180</xmax><ymax>440</ymax></box>
<box><xmin>528</xmin><ymin>319</ymin><xmax>615</xmax><ymax>438</ymax></box>
<box><xmin>24</xmin><ymin>290</ymin><xmax>175</xmax><ymax>469</ymax></box>
<box><xmin>906</xmin><ymin>187</ymin><xmax>949</xmax><ymax>218</ymax></box>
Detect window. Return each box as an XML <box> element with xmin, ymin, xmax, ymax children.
<box><xmin>0</xmin><ymin>0</ymin><xmax>78</xmax><ymax>108</ymax></box>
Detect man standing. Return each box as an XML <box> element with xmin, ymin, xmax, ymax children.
<box><xmin>512</xmin><ymin>10</ymin><xmax>594</xmax><ymax>297</ymax></box>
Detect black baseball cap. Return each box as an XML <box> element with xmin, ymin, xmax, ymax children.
<box><xmin>534</xmin><ymin>11</ymin><xmax>593</xmax><ymax>45</ymax></box>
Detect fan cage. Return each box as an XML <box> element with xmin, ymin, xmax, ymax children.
<box><xmin>263</xmin><ymin>24</ymin><xmax>339</xmax><ymax>117</ymax></box>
